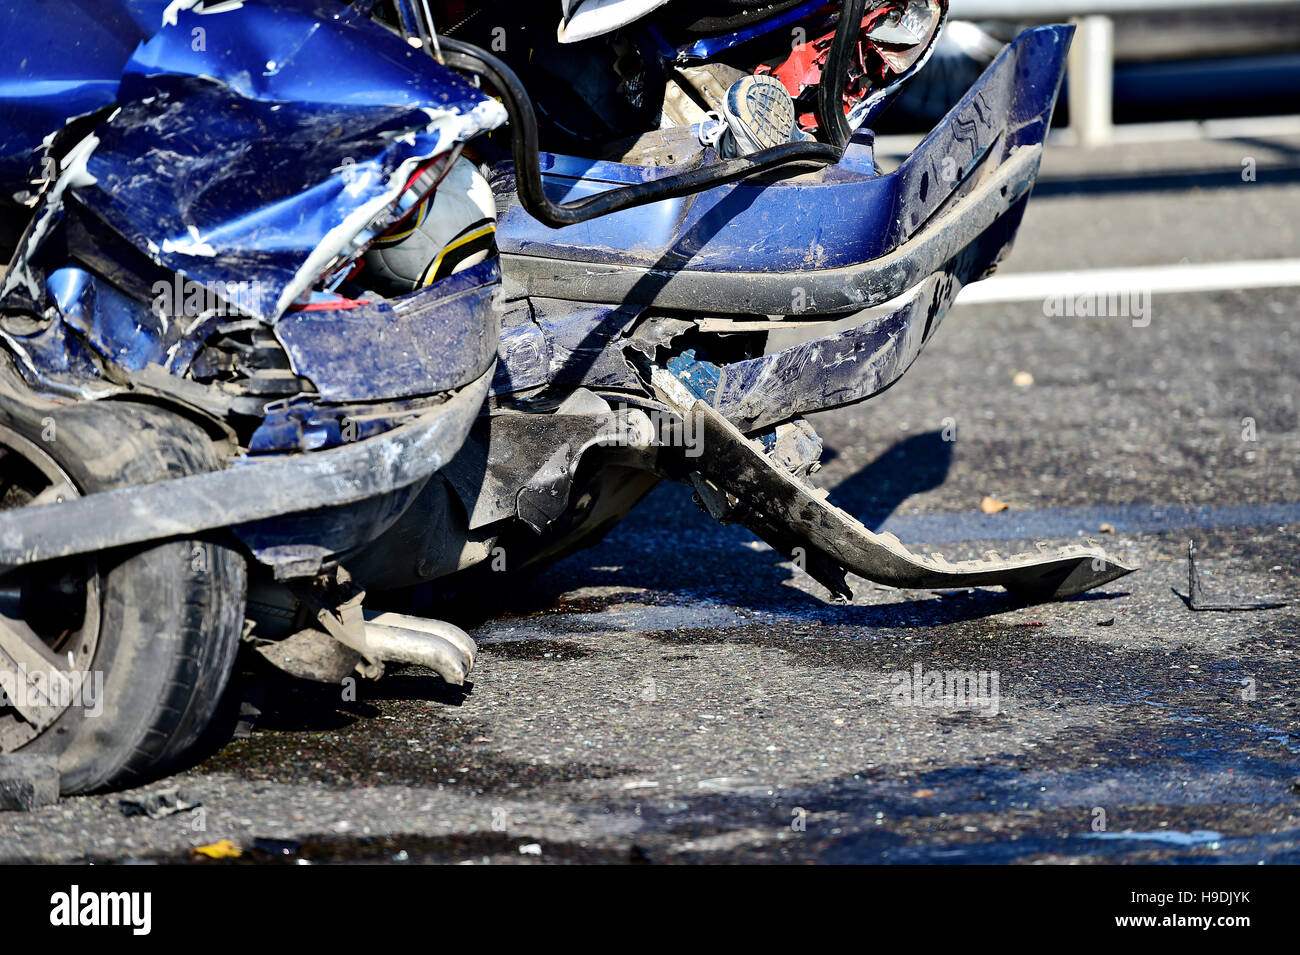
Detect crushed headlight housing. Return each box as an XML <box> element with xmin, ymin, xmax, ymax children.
<box><xmin>759</xmin><ymin>0</ymin><xmax>948</xmax><ymax>136</ymax></box>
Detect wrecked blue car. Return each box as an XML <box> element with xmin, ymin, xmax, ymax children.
<box><xmin>0</xmin><ymin>0</ymin><xmax>1131</xmax><ymax>793</ymax></box>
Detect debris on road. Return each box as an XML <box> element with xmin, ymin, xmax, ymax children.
<box><xmin>1184</xmin><ymin>540</ymin><xmax>1288</xmax><ymax>611</ymax></box>
<box><xmin>0</xmin><ymin>753</ymin><xmax>58</xmax><ymax>812</ymax></box>
<box><xmin>119</xmin><ymin>788</ymin><xmax>199</xmax><ymax>820</ymax></box>
<box><xmin>192</xmin><ymin>840</ymin><xmax>243</xmax><ymax>860</ymax></box>
<box><xmin>980</xmin><ymin>496</ymin><xmax>1010</xmax><ymax>514</ymax></box>
<box><xmin>252</xmin><ymin>837</ymin><xmax>301</xmax><ymax>857</ymax></box>
<box><xmin>698</xmin><ymin>776</ymin><xmax>773</xmax><ymax>794</ymax></box>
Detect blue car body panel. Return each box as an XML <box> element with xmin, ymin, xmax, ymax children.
<box><xmin>488</xmin><ymin>25</ymin><xmax>1073</xmax><ymax>419</ymax></box>
<box><xmin>495</xmin><ymin>25</ymin><xmax>1070</xmax><ymax>277</ymax></box>
<box><xmin>0</xmin><ymin>0</ymin><xmax>173</xmax><ymax>193</ymax></box>
<box><xmin>56</xmin><ymin>1</ymin><xmax>499</xmax><ymax>322</ymax></box>
<box><xmin>274</xmin><ymin>258</ymin><xmax>502</xmax><ymax>404</ymax></box>
<box><xmin>0</xmin><ymin>0</ymin><xmax>505</xmax><ymax>412</ymax></box>
<box><xmin>0</xmin><ymin>3</ymin><xmax>1074</xmax><ymax>578</ymax></box>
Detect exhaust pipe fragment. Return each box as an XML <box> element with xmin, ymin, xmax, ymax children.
<box><xmin>361</xmin><ymin>612</ymin><xmax>478</xmax><ymax>686</ymax></box>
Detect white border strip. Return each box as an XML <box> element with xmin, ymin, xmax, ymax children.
<box><xmin>958</xmin><ymin>259</ymin><xmax>1300</xmax><ymax>304</ymax></box>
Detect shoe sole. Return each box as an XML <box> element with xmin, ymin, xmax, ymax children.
<box><xmin>727</xmin><ymin>76</ymin><xmax>796</xmax><ymax>153</ymax></box>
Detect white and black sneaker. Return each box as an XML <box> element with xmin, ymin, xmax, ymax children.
<box><xmin>699</xmin><ymin>73</ymin><xmax>807</xmax><ymax>158</ymax></box>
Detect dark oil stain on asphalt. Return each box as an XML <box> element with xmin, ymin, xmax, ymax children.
<box><xmin>196</xmin><ymin>670</ymin><xmax>634</xmax><ymax>793</ymax></box>
<box><xmin>478</xmin><ymin>639</ymin><xmax>593</xmax><ymax>660</ymax></box>
<box><xmin>182</xmin><ymin>508</ymin><xmax>1298</xmax><ymax>863</ymax></box>
<box><xmin>580</xmin><ymin>598</ymin><xmax>1300</xmax><ymax>862</ymax></box>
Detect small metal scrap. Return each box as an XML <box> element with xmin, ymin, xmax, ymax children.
<box><xmin>1185</xmin><ymin>540</ymin><xmax>1287</xmax><ymax>612</ymax></box>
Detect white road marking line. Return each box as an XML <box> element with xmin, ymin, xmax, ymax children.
<box><xmin>958</xmin><ymin>259</ymin><xmax>1300</xmax><ymax>305</ymax></box>
<box><xmin>874</xmin><ymin>114</ymin><xmax>1300</xmax><ymax>156</ymax></box>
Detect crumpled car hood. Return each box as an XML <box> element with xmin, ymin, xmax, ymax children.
<box><xmin>3</xmin><ymin>0</ymin><xmax>506</xmax><ymax>323</ymax></box>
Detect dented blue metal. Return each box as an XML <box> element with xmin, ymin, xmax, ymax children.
<box><xmin>0</xmin><ymin>0</ymin><xmax>505</xmax><ymax>410</ymax></box>
<box><xmin>27</xmin><ymin>3</ymin><xmax>499</xmax><ymax>319</ymax></box>
<box><xmin>0</xmin><ymin>1</ymin><xmax>172</xmax><ymax>195</ymax></box>
<box><xmin>0</xmin><ymin>0</ymin><xmax>510</xmax><ymax>584</ymax></box>
<box><xmin>274</xmin><ymin>258</ymin><xmax>502</xmax><ymax>404</ymax></box>
<box><xmin>496</xmin><ymin>25</ymin><xmax>1069</xmax><ymax>283</ymax></box>
<box><xmin>492</xmin><ymin>24</ymin><xmax>1074</xmax><ymax>429</ymax></box>
<box><xmin>46</xmin><ymin>265</ymin><xmax>171</xmax><ymax>373</ymax></box>
<box><xmin>0</xmin><ymin>4</ymin><xmax>1080</xmax><ymax>588</ymax></box>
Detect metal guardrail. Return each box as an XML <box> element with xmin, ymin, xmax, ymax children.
<box><xmin>948</xmin><ymin>0</ymin><xmax>1300</xmax><ymax>146</ymax></box>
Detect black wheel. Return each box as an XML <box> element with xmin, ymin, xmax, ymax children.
<box><xmin>0</xmin><ymin>395</ymin><xmax>246</xmax><ymax>793</ymax></box>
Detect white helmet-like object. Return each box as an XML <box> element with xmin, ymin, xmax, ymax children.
<box><xmin>557</xmin><ymin>0</ymin><xmax>672</xmax><ymax>43</ymax></box>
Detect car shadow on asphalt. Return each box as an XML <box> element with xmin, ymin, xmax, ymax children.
<box><xmin>1034</xmin><ymin>163</ymin><xmax>1300</xmax><ymax>197</ymax></box>
<box><xmin>820</xmin><ymin>428</ymin><xmax>953</xmax><ymax>531</ymax></box>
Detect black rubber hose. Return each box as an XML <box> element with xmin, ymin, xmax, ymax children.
<box><xmin>816</xmin><ymin>0</ymin><xmax>867</xmax><ymax>149</ymax></box>
<box><xmin>438</xmin><ymin>36</ymin><xmax>843</xmax><ymax>229</ymax></box>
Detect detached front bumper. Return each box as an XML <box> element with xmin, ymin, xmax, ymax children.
<box><xmin>497</xmin><ymin>24</ymin><xmax>1073</xmax><ymax>316</ymax></box>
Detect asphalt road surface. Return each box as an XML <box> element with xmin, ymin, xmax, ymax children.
<box><xmin>4</xmin><ymin>132</ymin><xmax>1298</xmax><ymax>865</ymax></box>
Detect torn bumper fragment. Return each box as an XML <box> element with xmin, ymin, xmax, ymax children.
<box><xmin>689</xmin><ymin>403</ymin><xmax>1135</xmax><ymax>602</ymax></box>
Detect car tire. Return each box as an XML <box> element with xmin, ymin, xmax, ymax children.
<box><xmin>0</xmin><ymin>390</ymin><xmax>247</xmax><ymax>794</ymax></box>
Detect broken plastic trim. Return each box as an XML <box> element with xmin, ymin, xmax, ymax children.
<box><xmin>436</xmin><ymin>36</ymin><xmax>843</xmax><ymax>228</ymax></box>
<box><xmin>1183</xmin><ymin>540</ymin><xmax>1287</xmax><ymax>612</ymax></box>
